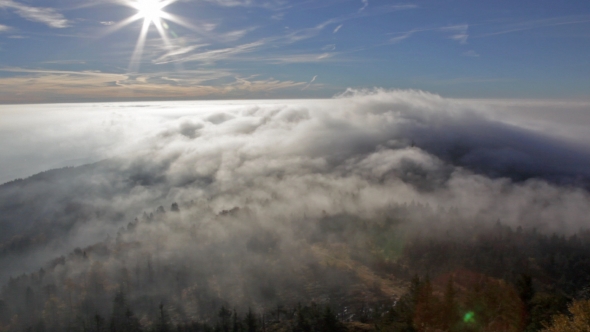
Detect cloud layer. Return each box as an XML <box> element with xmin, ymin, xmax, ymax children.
<box><xmin>0</xmin><ymin>0</ymin><xmax>69</xmax><ymax>28</ymax></box>
<box><xmin>2</xmin><ymin>90</ymin><xmax>590</xmax><ymax>284</ymax></box>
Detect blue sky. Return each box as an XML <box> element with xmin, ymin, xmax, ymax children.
<box><xmin>0</xmin><ymin>0</ymin><xmax>589</xmax><ymax>103</ymax></box>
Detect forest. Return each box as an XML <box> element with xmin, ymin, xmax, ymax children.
<box><xmin>1</xmin><ymin>200</ymin><xmax>590</xmax><ymax>332</ymax></box>
<box><xmin>3</xmin><ymin>92</ymin><xmax>590</xmax><ymax>332</ymax></box>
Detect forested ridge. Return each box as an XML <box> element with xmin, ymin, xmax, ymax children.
<box><xmin>1</xmin><ymin>200</ymin><xmax>589</xmax><ymax>332</ymax></box>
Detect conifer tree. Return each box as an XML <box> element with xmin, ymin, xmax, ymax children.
<box><xmin>244</xmin><ymin>308</ymin><xmax>257</xmax><ymax>332</ymax></box>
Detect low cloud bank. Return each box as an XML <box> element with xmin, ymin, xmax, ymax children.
<box><xmin>1</xmin><ymin>89</ymin><xmax>590</xmax><ymax>283</ymax></box>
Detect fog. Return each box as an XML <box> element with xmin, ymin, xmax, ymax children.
<box><xmin>1</xmin><ymin>90</ymin><xmax>590</xmax><ymax>323</ymax></box>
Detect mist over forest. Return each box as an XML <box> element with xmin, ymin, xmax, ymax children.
<box><xmin>2</xmin><ymin>90</ymin><xmax>590</xmax><ymax>332</ymax></box>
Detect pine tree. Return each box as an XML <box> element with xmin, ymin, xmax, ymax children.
<box><xmin>244</xmin><ymin>308</ymin><xmax>256</xmax><ymax>332</ymax></box>
<box><xmin>157</xmin><ymin>303</ymin><xmax>171</xmax><ymax>332</ymax></box>
<box><xmin>110</xmin><ymin>291</ymin><xmax>141</xmax><ymax>332</ymax></box>
<box><xmin>218</xmin><ymin>306</ymin><xmax>232</xmax><ymax>332</ymax></box>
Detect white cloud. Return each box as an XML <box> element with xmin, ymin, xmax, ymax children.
<box><xmin>201</xmin><ymin>0</ymin><xmax>287</xmax><ymax>9</ymax></box>
<box><xmin>2</xmin><ymin>90</ymin><xmax>590</xmax><ymax>287</ymax></box>
<box><xmin>157</xmin><ymin>40</ymin><xmax>267</xmax><ymax>64</ymax></box>
<box><xmin>359</xmin><ymin>0</ymin><xmax>368</xmax><ymax>12</ymax></box>
<box><xmin>3</xmin><ymin>90</ymin><xmax>590</xmax><ymax>236</ymax></box>
<box><xmin>480</xmin><ymin>15</ymin><xmax>590</xmax><ymax>37</ymax></box>
<box><xmin>271</xmin><ymin>12</ymin><xmax>284</xmax><ymax>20</ymax></box>
<box><xmin>322</xmin><ymin>44</ymin><xmax>336</xmax><ymax>51</ymax></box>
<box><xmin>302</xmin><ymin>75</ymin><xmax>317</xmax><ymax>90</ymax></box>
<box><xmin>440</xmin><ymin>24</ymin><xmax>469</xmax><ymax>44</ymax></box>
<box><xmin>463</xmin><ymin>50</ymin><xmax>480</xmax><ymax>57</ymax></box>
<box><xmin>333</xmin><ymin>24</ymin><xmax>343</xmax><ymax>33</ymax></box>
<box><xmin>389</xmin><ymin>30</ymin><xmax>415</xmax><ymax>43</ymax></box>
<box><xmin>0</xmin><ymin>0</ymin><xmax>70</xmax><ymax>28</ymax></box>
<box><xmin>0</xmin><ymin>67</ymin><xmax>310</xmax><ymax>103</ymax></box>
<box><xmin>0</xmin><ymin>24</ymin><xmax>10</xmax><ymax>32</ymax></box>
<box><xmin>264</xmin><ymin>52</ymin><xmax>335</xmax><ymax>64</ymax></box>
<box><xmin>218</xmin><ymin>28</ymin><xmax>256</xmax><ymax>42</ymax></box>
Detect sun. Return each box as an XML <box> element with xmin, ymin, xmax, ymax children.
<box><xmin>104</xmin><ymin>0</ymin><xmax>193</xmax><ymax>72</ymax></box>
<box><xmin>132</xmin><ymin>0</ymin><xmax>167</xmax><ymax>25</ymax></box>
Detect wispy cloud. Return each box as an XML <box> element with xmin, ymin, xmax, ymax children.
<box><xmin>0</xmin><ymin>0</ymin><xmax>70</xmax><ymax>28</ymax></box>
<box><xmin>265</xmin><ymin>53</ymin><xmax>335</xmax><ymax>64</ymax></box>
<box><xmin>322</xmin><ymin>44</ymin><xmax>336</xmax><ymax>51</ymax></box>
<box><xmin>154</xmin><ymin>44</ymin><xmax>209</xmax><ymax>63</ymax></box>
<box><xmin>0</xmin><ymin>67</ymin><xmax>311</xmax><ymax>103</ymax></box>
<box><xmin>386</xmin><ymin>4</ymin><xmax>418</xmax><ymax>11</ymax></box>
<box><xmin>147</xmin><ymin>16</ymin><xmax>336</xmax><ymax>65</ymax></box>
<box><xmin>218</xmin><ymin>28</ymin><xmax>257</xmax><ymax>42</ymax></box>
<box><xmin>42</xmin><ymin>60</ymin><xmax>87</xmax><ymax>65</ymax></box>
<box><xmin>0</xmin><ymin>24</ymin><xmax>10</xmax><ymax>32</ymax></box>
<box><xmin>388</xmin><ymin>24</ymin><xmax>469</xmax><ymax>44</ymax></box>
<box><xmin>479</xmin><ymin>16</ymin><xmax>590</xmax><ymax>37</ymax></box>
<box><xmin>389</xmin><ymin>30</ymin><xmax>415</xmax><ymax>43</ymax></box>
<box><xmin>202</xmin><ymin>0</ymin><xmax>253</xmax><ymax>7</ymax></box>
<box><xmin>463</xmin><ymin>50</ymin><xmax>479</xmax><ymax>57</ymax></box>
<box><xmin>302</xmin><ymin>75</ymin><xmax>317</xmax><ymax>90</ymax></box>
<box><xmin>413</xmin><ymin>76</ymin><xmax>512</xmax><ymax>86</ymax></box>
<box><xmin>229</xmin><ymin>76</ymin><xmax>306</xmax><ymax>92</ymax></box>
<box><xmin>159</xmin><ymin>2</ymin><xmax>417</xmax><ymax>66</ymax></box>
<box><xmin>285</xmin><ymin>20</ymin><xmax>335</xmax><ymax>42</ymax></box>
<box><xmin>156</xmin><ymin>40</ymin><xmax>267</xmax><ymax>64</ymax></box>
<box><xmin>440</xmin><ymin>24</ymin><xmax>469</xmax><ymax>44</ymax></box>
<box><xmin>271</xmin><ymin>12</ymin><xmax>284</xmax><ymax>20</ymax></box>
<box><xmin>201</xmin><ymin>0</ymin><xmax>288</xmax><ymax>10</ymax></box>
<box><xmin>359</xmin><ymin>0</ymin><xmax>368</xmax><ymax>12</ymax></box>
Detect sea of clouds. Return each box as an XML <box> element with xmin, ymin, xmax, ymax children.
<box><xmin>1</xmin><ymin>89</ymin><xmax>590</xmax><ymax>282</ymax></box>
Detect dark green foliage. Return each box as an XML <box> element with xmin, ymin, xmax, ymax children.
<box><xmin>95</xmin><ymin>314</ymin><xmax>105</xmax><ymax>332</ymax></box>
<box><xmin>244</xmin><ymin>308</ymin><xmax>257</xmax><ymax>332</ymax></box>
<box><xmin>320</xmin><ymin>306</ymin><xmax>343</xmax><ymax>332</ymax></box>
<box><xmin>0</xmin><ymin>299</ymin><xmax>11</xmax><ymax>324</ymax></box>
<box><xmin>525</xmin><ymin>292</ymin><xmax>568</xmax><ymax>332</ymax></box>
<box><xmin>171</xmin><ymin>203</ymin><xmax>180</xmax><ymax>212</ymax></box>
<box><xmin>156</xmin><ymin>303</ymin><xmax>171</xmax><ymax>332</ymax></box>
<box><xmin>232</xmin><ymin>309</ymin><xmax>241</xmax><ymax>332</ymax></box>
<box><xmin>3</xmin><ymin>206</ymin><xmax>590</xmax><ymax>332</ymax></box>
<box><xmin>292</xmin><ymin>303</ymin><xmax>344</xmax><ymax>332</ymax></box>
<box><xmin>110</xmin><ymin>291</ymin><xmax>141</xmax><ymax>332</ymax></box>
<box><xmin>217</xmin><ymin>306</ymin><xmax>232</xmax><ymax>332</ymax></box>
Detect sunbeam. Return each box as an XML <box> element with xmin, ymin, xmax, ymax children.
<box><xmin>99</xmin><ymin>0</ymin><xmax>208</xmax><ymax>72</ymax></box>
<box><xmin>102</xmin><ymin>0</ymin><xmax>181</xmax><ymax>72</ymax></box>
<box><xmin>127</xmin><ymin>0</ymin><xmax>174</xmax><ymax>72</ymax></box>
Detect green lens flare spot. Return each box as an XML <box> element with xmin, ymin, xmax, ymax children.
<box><xmin>463</xmin><ymin>311</ymin><xmax>475</xmax><ymax>323</ymax></box>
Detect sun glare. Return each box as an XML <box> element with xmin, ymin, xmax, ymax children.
<box><xmin>103</xmin><ymin>0</ymin><xmax>187</xmax><ymax>72</ymax></box>
<box><xmin>106</xmin><ymin>0</ymin><xmax>195</xmax><ymax>72</ymax></box>
<box><xmin>134</xmin><ymin>0</ymin><xmax>166</xmax><ymax>24</ymax></box>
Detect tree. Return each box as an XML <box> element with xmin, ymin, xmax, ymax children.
<box><xmin>232</xmin><ymin>309</ymin><xmax>241</xmax><ymax>332</ymax></box>
<box><xmin>110</xmin><ymin>291</ymin><xmax>141</xmax><ymax>332</ymax></box>
<box><xmin>171</xmin><ymin>203</ymin><xmax>180</xmax><ymax>212</ymax></box>
<box><xmin>218</xmin><ymin>306</ymin><xmax>232</xmax><ymax>332</ymax></box>
<box><xmin>157</xmin><ymin>303</ymin><xmax>171</xmax><ymax>332</ymax></box>
<box><xmin>440</xmin><ymin>277</ymin><xmax>459</xmax><ymax>331</ymax></box>
<box><xmin>542</xmin><ymin>299</ymin><xmax>590</xmax><ymax>332</ymax></box>
<box><xmin>42</xmin><ymin>296</ymin><xmax>66</xmax><ymax>332</ymax></box>
<box><xmin>95</xmin><ymin>314</ymin><xmax>105</xmax><ymax>332</ymax></box>
<box><xmin>244</xmin><ymin>308</ymin><xmax>257</xmax><ymax>332</ymax></box>
<box><xmin>413</xmin><ymin>276</ymin><xmax>439</xmax><ymax>332</ymax></box>
<box><xmin>320</xmin><ymin>306</ymin><xmax>342</xmax><ymax>332</ymax></box>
